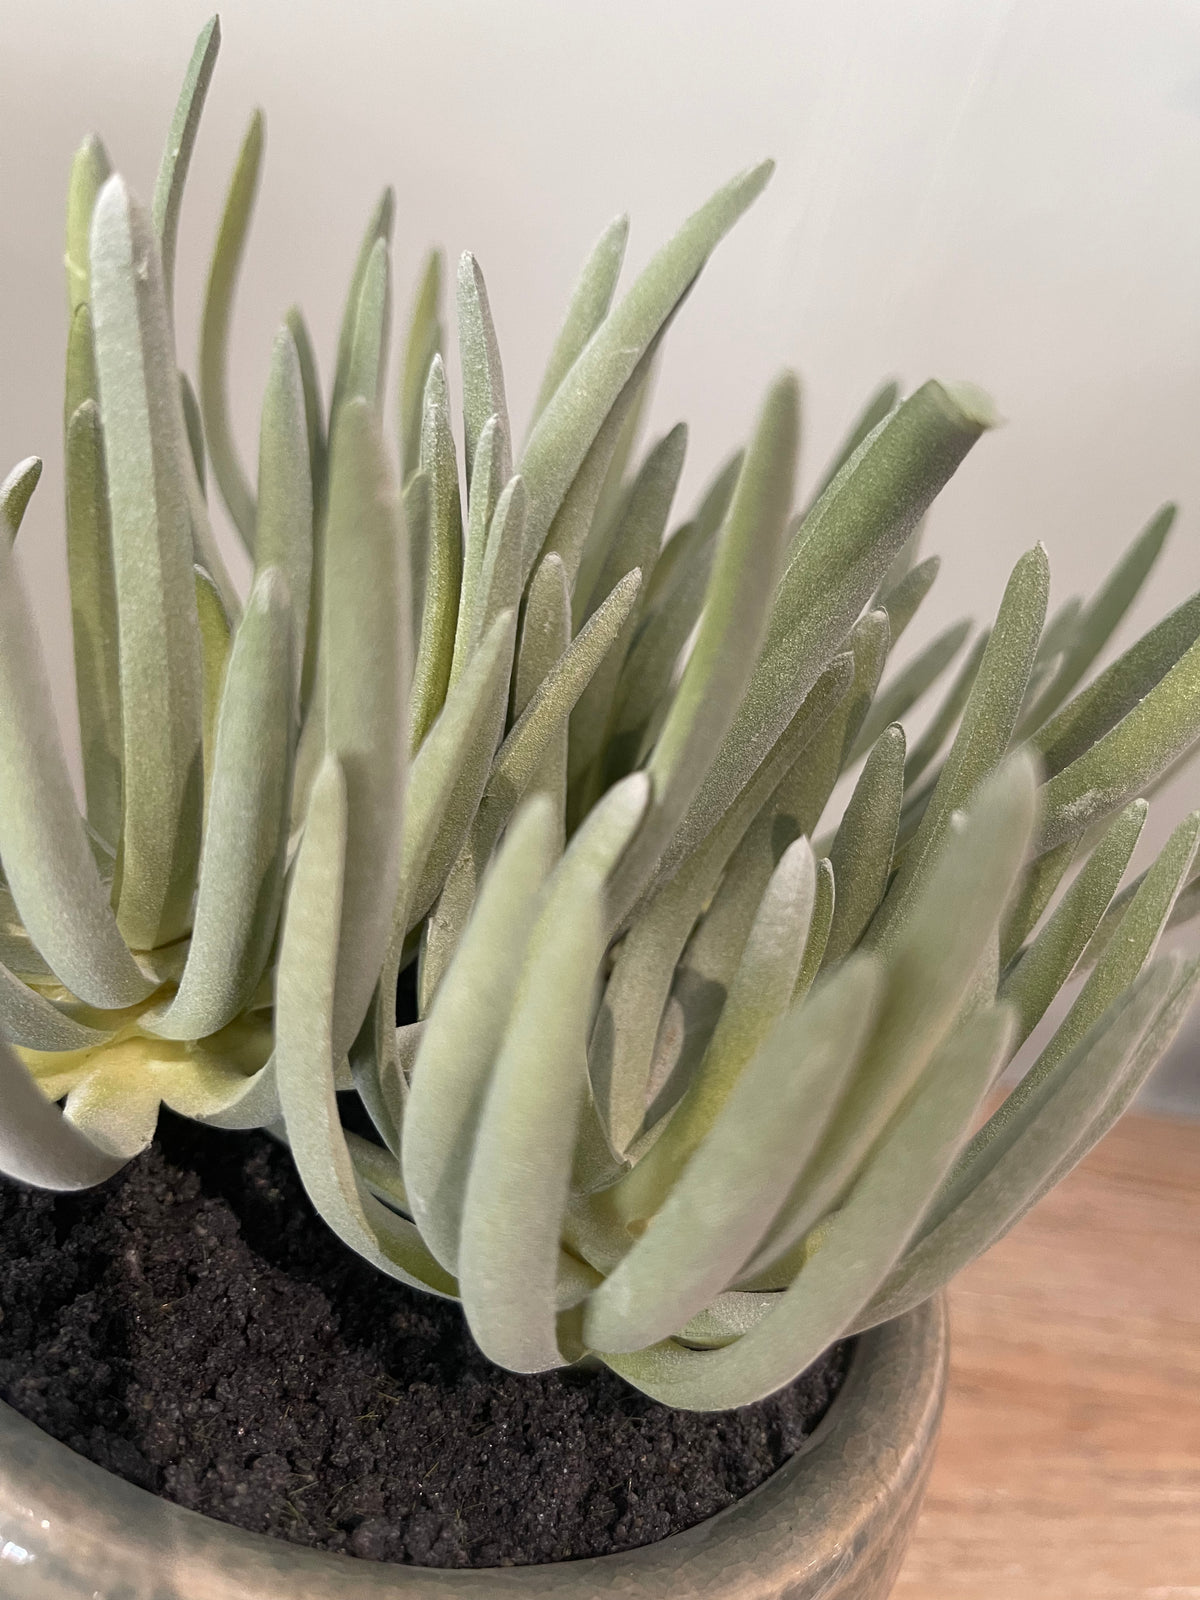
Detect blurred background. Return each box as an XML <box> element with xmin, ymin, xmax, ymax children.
<box><xmin>2</xmin><ymin>0</ymin><xmax>1199</xmax><ymax>1103</ymax></box>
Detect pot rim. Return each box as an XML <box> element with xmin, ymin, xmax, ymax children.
<box><xmin>0</xmin><ymin>1295</ymin><xmax>947</xmax><ymax>1598</ymax></box>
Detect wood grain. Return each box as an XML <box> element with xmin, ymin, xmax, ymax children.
<box><xmin>895</xmin><ymin>1113</ymin><xmax>1200</xmax><ymax>1599</ymax></box>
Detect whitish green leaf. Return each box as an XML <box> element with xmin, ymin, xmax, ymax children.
<box><xmin>148</xmin><ymin>568</ymin><xmax>294</xmax><ymax>1040</ymax></box>
<box><xmin>0</xmin><ymin>961</ymin><xmax>111</xmax><ymax>1052</ymax></box>
<box><xmin>199</xmin><ymin>110</ymin><xmax>263</xmax><ymax>551</ymax></box>
<box><xmin>402</xmin><ymin>798</ymin><xmax>558</xmax><ymax>1273</ymax></box>
<box><xmin>668</xmin><ymin>382</ymin><xmax>996</xmax><ymax>875</ymax></box>
<box><xmin>808</xmin><ymin>380</ymin><xmax>899</xmax><ymax>510</ymax></box>
<box><xmin>1</xmin><ymin>458</ymin><xmax>42</xmax><ymax>540</ymax></box>
<box><xmin>458</xmin><ymin>775</ymin><xmax>650</xmax><ymax>1372</ymax></box>
<box><xmin>1037</xmin><ymin>634</ymin><xmax>1200</xmax><ymax>854</ymax></box>
<box><xmin>65</xmin><ymin>135</ymin><xmax>111</xmax><ymax>318</ymax></box>
<box><xmin>511</xmin><ymin>551</ymin><xmax>570</xmax><ymax>829</ymax></box>
<box><xmin>473</xmin><ymin>474</ymin><xmax>527</xmax><ymax>650</ymax></box>
<box><xmin>1020</xmin><ymin>504</ymin><xmax>1174</xmax><ymax>735</ymax></box>
<box><xmin>322</xmin><ymin>399</ymin><xmax>409</xmax><ymax>1057</ymax></box>
<box><xmin>600</xmin><ymin>1001</ymin><xmax>1009</xmax><ymax>1408</ymax></box>
<box><xmin>999</xmin><ymin>835</ymin><xmax>1077</xmax><ymax>969</ymax></box>
<box><xmin>194</xmin><ymin>566</ymin><xmax>231</xmax><ymax>812</ymax></box>
<box><xmin>457</xmin><ymin>252</ymin><xmax>510</xmax><ymax>488</ymax></box>
<box><xmin>0</xmin><ymin>1039</ymin><xmax>126</xmax><ymax>1190</ymax></box>
<box><xmin>519</xmin><ymin>163</ymin><xmax>773</xmax><ymax>568</ymax></box>
<box><xmin>275</xmin><ymin>755</ymin><xmax>458</xmax><ymax>1297</ymax></box>
<box><xmin>529</xmin><ymin>214</ymin><xmax>628</xmax><ymax>427</ymax></box>
<box><xmin>0</xmin><ymin>536</ymin><xmax>150</xmax><ymax>1006</ymax></box>
<box><xmin>872</xmin><ymin>545</ymin><xmax>1048</xmax><ymax>949</ymax></box>
<box><xmin>344</xmin><ymin>236</ymin><xmax>391</xmax><ymax>413</ymax></box>
<box><xmin>824</xmin><ymin>725</ymin><xmax>905</xmax><ymax>964</ymax></box>
<box><xmin>903</xmin><ymin>628</ymin><xmax>989</xmax><ymax>790</ymax></box>
<box><xmin>91</xmin><ymin>176</ymin><xmax>204</xmax><ymax>951</ymax></box>
<box><xmin>329</xmin><ymin>189</ymin><xmax>394</xmax><ymax>429</ymax></box>
<box><xmin>640</xmin><ymin>450</ymin><xmax>741</xmax><ymax>620</ymax></box>
<box><xmin>999</xmin><ymin>801</ymin><xmax>1146</xmax><ymax>1046</ymax></box>
<box><xmin>410</xmin><ymin>356</ymin><xmax>464</xmax><ymax>750</ymax></box>
<box><xmin>255</xmin><ymin>325</ymin><xmax>313</xmax><ymax>701</ymax></box>
<box><xmin>64</xmin><ymin>304</ymin><xmax>99</xmax><ymax>428</ymax></box>
<box><xmin>152</xmin><ymin>14</ymin><xmax>220</xmax><ymax>315</ymax></box>
<box><xmin>876</xmin><ymin>553</ymin><xmax>940</xmax><ymax>643</ymax></box>
<box><xmin>584</xmin><ymin>955</ymin><xmax>879</xmax><ymax>1354</ymax></box>
<box><xmin>283</xmin><ymin>305</ymin><xmax>327</xmax><ymax>523</ymax></box>
<box><xmin>179</xmin><ymin>372</ymin><xmax>206</xmax><ymax>494</ymax></box>
<box><xmin>794</xmin><ymin>857</ymin><xmax>835</xmax><ymax>1001</ymax></box>
<box><xmin>450</xmin><ymin>413</ymin><xmax>506</xmax><ymax>689</ymax></box>
<box><xmin>848</xmin><ymin>620</ymin><xmax>969</xmax><ymax>766</ymax></box>
<box><xmin>398</xmin><ymin>249</ymin><xmax>442</xmax><ymax>482</ymax></box>
<box><xmin>65</xmin><ymin>403</ymin><xmax>121</xmax><ymax>847</ymax></box>
<box><xmin>861</xmin><ymin>955</ymin><xmax>1199</xmax><ymax>1329</ymax></box>
<box><xmin>609</xmin><ymin>373</ymin><xmax>800</xmax><ymax>926</ymax></box>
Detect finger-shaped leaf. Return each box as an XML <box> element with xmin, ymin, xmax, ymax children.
<box><xmin>824</xmin><ymin>725</ymin><xmax>905</xmax><ymax>964</ymax></box>
<box><xmin>402</xmin><ymin>798</ymin><xmax>558</xmax><ymax>1273</ymax></box>
<box><xmin>511</xmin><ymin>551</ymin><xmax>570</xmax><ymax>830</ymax></box>
<box><xmin>194</xmin><ymin>566</ymin><xmax>231</xmax><ymax>812</ymax></box>
<box><xmin>861</xmin><ymin>955</ymin><xmax>1199</xmax><ymax>1330</ymax></box>
<box><xmin>640</xmin><ymin>450</ymin><xmax>742</xmax><ymax>620</ymax></box>
<box><xmin>329</xmin><ymin>189</ymin><xmax>394</xmax><ymax>429</ymax></box>
<box><xmin>91</xmin><ymin>176</ymin><xmax>205</xmax><ymax>952</ymax></box>
<box><xmin>255</xmin><ymin>325</ymin><xmax>313</xmax><ymax>702</ymax></box>
<box><xmin>450</xmin><ymin>413</ymin><xmax>506</xmax><ymax>689</ymax></box>
<box><xmin>848</xmin><ymin>620</ymin><xmax>970</xmax><ymax>767</ymax></box>
<box><xmin>875</xmin><ymin>553</ymin><xmax>940</xmax><ymax>643</ymax></box>
<box><xmin>519</xmin><ymin>163</ymin><xmax>772</xmax><ymax>565</ymax></box>
<box><xmin>410</xmin><ymin>356</ymin><xmax>464</xmax><ymax>750</ymax></box>
<box><xmin>275</xmin><ymin>754</ymin><xmax>458</xmax><ymax>1298</ymax></box>
<box><xmin>342</xmin><ymin>235</ymin><xmax>391</xmax><ymax>413</ymax></box>
<box><xmin>529</xmin><ymin>214</ymin><xmax>628</xmax><ymax>428</ymax></box>
<box><xmin>147</xmin><ymin>568</ymin><xmax>294</xmax><ymax>1040</ymax></box>
<box><xmin>322</xmin><ymin>399</ymin><xmax>409</xmax><ymax>1058</ymax></box>
<box><xmin>568</xmin><ymin>424</ymin><xmax>687</xmax><ymax>822</ymax></box>
<box><xmin>64</xmin><ymin>304</ymin><xmax>100</xmax><ymax>433</ymax></box>
<box><xmin>283</xmin><ymin>305</ymin><xmax>326</xmax><ymax>522</ymax></box>
<box><xmin>600</xmin><ymin>1001</ymin><xmax>1009</xmax><ymax>1408</ymax></box>
<box><xmin>670</xmin><ymin>382</ymin><xmax>995</xmax><ymax>874</ymax></box>
<box><xmin>806</xmin><ymin>379</ymin><xmax>899</xmax><ymax>508</ymax></box>
<box><xmin>0</xmin><ymin>961</ymin><xmax>112</xmax><ymax>1052</ymax></box>
<box><xmin>584</xmin><ymin>954</ymin><xmax>881</xmax><ymax>1354</ymax></box>
<box><xmin>64</xmin><ymin>403</ymin><xmax>121</xmax><ymax>847</ymax></box>
<box><xmin>457</xmin><ymin>252</ymin><xmax>510</xmax><ymax>488</ymax></box>
<box><xmin>199</xmin><ymin>110</ymin><xmax>263</xmax><ymax>550</ymax></box>
<box><xmin>1</xmin><ymin>458</ymin><xmax>42</xmax><ymax>541</ymax></box>
<box><xmin>398</xmin><ymin>249</ymin><xmax>442</xmax><ymax>483</ymax></box>
<box><xmin>608</xmin><ymin>373</ymin><xmax>800</xmax><ymax>926</ymax></box>
<box><xmin>998</xmin><ymin>836</ymin><xmax>1076</xmax><ymax>969</ymax></box>
<box><xmin>903</xmin><ymin>627</ymin><xmax>989</xmax><ymax>789</ymax></box>
<box><xmin>999</xmin><ymin>800</ymin><xmax>1146</xmax><ymax>1046</ymax></box>
<box><xmin>65</xmin><ymin>136</ymin><xmax>111</xmax><ymax>319</ymax></box>
<box><xmin>458</xmin><ymin>774</ymin><xmax>650</xmax><ymax>1372</ymax></box>
<box><xmin>179</xmin><ymin>372</ymin><xmax>206</xmax><ymax>494</ymax></box>
<box><xmin>0</xmin><ymin>1038</ymin><xmax>126</xmax><ymax>1189</ymax></box>
<box><xmin>1020</xmin><ymin>503</ymin><xmax>1174</xmax><ymax>735</ymax></box>
<box><xmin>873</xmin><ymin>545</ymin><xmax>1048</xmax><ymax>948</ymax></box>
<box><xmin>152</xmin><ymin>14</ymin><xmax>220</xmax><ymax>315</ymax></box>
<box><xmin>473</xmin><ymin>474</ymin><xmax>527</xmax><ymax>649</ymax></box>
<box><xmin>1037</xmin><ymin>632</ymin><xmax>1200</xmax><ymax>854</ymax></box>
<box><xmin>794</xmin><ymin>857</ymin><xmax>835</xmax><ymax>1002</ymax></box>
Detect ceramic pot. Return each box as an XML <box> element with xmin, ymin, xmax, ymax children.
<box><xmin>0</xmin><ymin>1294</ymin><xmax>946</xmax><ymax>1599</ymax></box>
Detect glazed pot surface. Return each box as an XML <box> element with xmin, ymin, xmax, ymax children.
<box><xmin>0</xmin><ymin>1295</ymin><xmax>946</xmax><ymax>1599</ymax></box>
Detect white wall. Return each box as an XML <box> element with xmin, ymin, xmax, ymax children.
<box><xmin>3</xmin><ymin>1</ymin><xmax>1200</xmax><ymax>918</ymax></box>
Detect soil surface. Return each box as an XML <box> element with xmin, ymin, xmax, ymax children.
<box><xmin>0</xmin><ymin>1108</ymin><xmax>848</xmax><ymax>1568</ymax></box>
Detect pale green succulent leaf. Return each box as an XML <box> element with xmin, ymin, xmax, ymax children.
<box><xmin>283</xmin><ymin>305</ymin><xmax>327</xmax><ymax>524</ymax></box>
<box><xmin>875</xmin><ymin>552</ymin><xmax>940</xmax><ymax>643</ymax></box>
<box><xmin>1</xmin><ymin>458</ymin><xmax>42</xmax><ymax>540</ymax></box>
<box><xmin>198</xmin><ymin>109</ymin><xmax>263</xmax><ymax>550</ymax></box>
<box><xmin>998</xmin><ymin>834</ymin><xmax>1077</xmax><ymax>969</ymax></box>
<box><xmin>152</xmin><ymin>14</ymin><xmax>220</xmax><ymax>315</ymax></box>
<box><xmin>343</xmin><ymin>235</ymin><xmax>391</xmax><ymax>413</ymax></box>
<box><xmin>410</xmin><ymin>355</ymin><xmax>464</xmax><ymax>750</ymax></box>
<box><xmin>848</xmin><ymin>620</ymin><xmax>969</xmax><ymax>767</ymax></box>
<box><xmin>450</xmin><ymin>412</ymin><xmax>506</xmax><ymax>688</ymax></box>
<box><xmin>64</xmin><ymin>303</ymin><xmax>100</xmax><ymax>427</ymax></box>
<box><xmin>474</xmin><ymin>475</ymin><xmax>527</xmax><ymax>651</ymax></box>
<box><xmin>794</xmin><ymin>857</ymin><xmax>835</xmax><ymax>1003</ymax></box>
<box><xmin>0</xmin><ymin>1038</ymin><xmax>126</xmax><ymax>1190</ymax></box>
<box><xmin>329</xmin><ymin>188</ymin><xmax>393</xmax><ymax>429</ymax></box>
<box><xmin>807</xmin><ymin>379</ymin><xmax>899</xmax><ymax>508</ymax></box>
<box><xmin>178</xmin><ymin>372</ymin><xmax>206</xmax><ymax>494</ymax></box>
<box><xmin>529</xmin><ymin>214</ymin><xmax>628</xmax><ymax>428</ymax></box>
<box><xmin>457</xmin><ymin>252</ymin><xmax>511</xmax><ymax>488</ymax></box>
<box><xmin>0</xmin><ymin>961</ymin><xmax>112</xmax><ymax>1051</ymax></box>
<box><xmin>255</xmin><ymin>324</ymin><xmax>313</xmax><ymax>700</ymax></box>
<box><xmin>640</xmin><ymin>450</ymin><xmax>741</xmax><ymax>621</ymax></box>
<box><xmin>194</xmin><ymin>566</ymin><xmax>231</xmax><ymax>811</ymax></box>
<box><xmin>65</xmin><ymin>135</ymin><xmax>112</xmax><ymax>318</ymax></box>
<box><xmin>824</xmin><ymin>724</ymin><xmax>905</xmax><ymax>965</ymax></box>
<box><xmin>398</xmin><ymin>249</ymin><xmax>442</xmax><ymax>483</ymax></box>
<box><xmin>902</xmin><ymin>627</ymin><xmax>989</xmax><ymax>790</ymax></box>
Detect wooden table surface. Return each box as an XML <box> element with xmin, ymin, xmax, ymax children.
<box><xmin>894</xmin><ymin>1113</ymin><xmax>1200</xmax><ymax>1599</ymax></box>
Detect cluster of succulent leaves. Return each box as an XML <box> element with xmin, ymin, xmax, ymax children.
<box><xmin>2</xmin><ymin>18</ymin><xmax>1199</xmax><ymax>1410</ymax></box>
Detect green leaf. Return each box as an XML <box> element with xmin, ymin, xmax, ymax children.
<box><xmin>283</xmin><ymin>305</ymin><xmax>327</xmax><ymax>524</ymax></box>
<box><xmin>529</xmin><ymin>214</ymin><xmax>628</xmax><ymax>427</ymax></box>
<box><xmin>329</xmin><ymin>189</ymin><xmax>394</xmax><ymax>430</ymax></box>
<box><xmin>194</xmin><ymin>567</ymin><xmax>231</xmax><ymax>813</ymax></box>
<box><xmin>583</xmin><ymin>954</ymin><xmax>880</xmax><ymax>1354</ymax></box>
<box><xmin>64</xmin><ymin>403</ymin><xmax>121</xmax><ymax>848</ymax></box>
<box><xmin>1</xmin><ymin>458</ymin><xmax>42</xmax><ymax>541</ymax></box>
<box><xmin>402</xmin><ymin>798</ymin><xmax>559</xmax><ymax>1273</ymax></box>
<box><xmin>473</xmin><ymin>474</ymin><xmax>527</xmax><ymax>650</ymax></box>
<box><xmin>847</xmin><ymin>620</ymin><xmax>970</xmax><ymax>766</ymax></box>
<box><xmin>341</xmin><ymin>236</ymin><xmax>391</xmax><ymax>414</ymax></box>
<box><xmin>458</xmin><ymin>775</ymin><xmax>650</xmax><ymax>1372</ymax></box>
<box><xmin>510</xmin><ymin>551</ymin><xmax>571</xmax><ymax>829</ymax></box>
<box><xmin>255</xmin><ymin>325</ymin><xmax>313</xmax><ymax>702</ymax></box>
<box><xmin>275</xmin><ymin>754</ymin><xmax>458</xmax><ymax>1298</ymax></box>
<box><xmin>147</xmin><ymin>567</ymin><xmax>294</xmax><ymax>1040</ymax></box>
<box><xmin>640</xmin><ymin>450</ymin><xmax>741</xmax><ymax>620</ymax></box>
<box><xmin>91</xmin><ymin>176</ymin><xmax>205</xmax><ymax>951</ymax></box>
<box><xmin>876</xmin><ymin>552</ymin><xmax>940</xmax><ymax>643</ymax></box>
<box><xmin>1037</xmin><ymin>632</ymin><xmax>1200</xmax><ymax>854</ymax></box>
<box><xmin>398</xmin><ymin>249</ymin><xmax>443</xmax><ymax>483</ymax></box>
<box><xmin>872</xmin><ymin>545</ymin><xmax>1048</xmax><ymax>949</ymax></box>
<box><xmin>321</xmin><ymin>399</ymin><xmax>409</xmax><ymax>1058</ymax></box>
<box><xmin>450</xmin><ymin>413</ymin><xmax>507</xmax><ymax>689</ymax></box>
<box><xmin>0</xmin><ymin>1039</ymin><xmax>126</xmax><ymax>1190</ymax></box>
<box><xmin>998</xmin><ymin>800</ymin><xmax>1146</xmax><ymax>1046</ymax></box>
<box><xmin>179</xmin><ymin>372</ymin><xmax>206</xmax><ymax>494</ymax></box>
<box><xmin>824</xmin><ymin>725</ymin><xmax>905</xmax><ymax>964</ymax></box>
<box><xmin>0</xmin><ymin>961</ymin><xmax>111</xmax><ymax>1052</ymax></box>
<box><xmin>0</xmin><ymin>535</ymin><xmax>151</xmax><ymax>1007</ymax></box>
<box><xmin>998</xmin><ymin>835</ymin><xmax>1077</xmax><ymax>969</ymax></box>
<box><xmin>794</xmin><ymin>857</ymin><xmax>835</xmax><ymax>1002</ymax></box>
<box><xmin>519</xmin><ymin>163</ymin><xmax>773</xmax><ymax>567</ymax></box>
<box><xmin>457</xmin><ymin>252</ymin><xmax>511</xmax><ymax>487</ymax></box>
<box><xmin>608</xmin><ymin>372</ymin><xmax>801</xmax><ymax>926</ymax></box>
<box><xmin>410</xmin><ymin>356</ymin><xmax>464</xmax><ymax>750</ymax></box>
<box><xmin>199</xmin><ymin>110</ymin><xmax>263</xmax><ymax>551</ymax></box>
<box><xmin>668</xmin><ymin>381</ymin><xmax>995</xmax><ymax>875</ymax></box>
<box><xmin>65</xmin><ymin>136</ymin><xmax>112</xmax><ymax>319</ymax></box>
<box><xmin>64</xmin><ymin>303</ymin><xmax>100</xmax><ymax>428</ymax></box>
<box><xmin>807</xmin><ymin>379</ymin><xmax>899</xmax><ymax>509</ymax></box>
<box><xmin>903</xmin><ymin>627</ymin><xmax>989</xmax><ymax>789</ymax></box>
<box><xmin>600</xmin><ymin>1000</ymin><xmax>1009</xmax><ymax>1408</ymax></box>
<box><xmin>859</xmin><ymin>955</ymin><xmax>1199</xmax><ymax>1330</ymax></box>
<box><xmin>152</xmin><ymin>15</ymin><xmax>220</xmax><ymax>315</ymax></box>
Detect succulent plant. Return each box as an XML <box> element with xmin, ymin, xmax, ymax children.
<box><xmin>3</xmin><ymin>17</ymin><xmax>1200</xmax><ymax>1410</ymax></box>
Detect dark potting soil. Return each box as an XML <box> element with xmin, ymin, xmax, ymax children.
<box><xmin>0</xmin><ymin>1108</ymin><xmax>848</xmax><ymax>1569</ymax></box>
